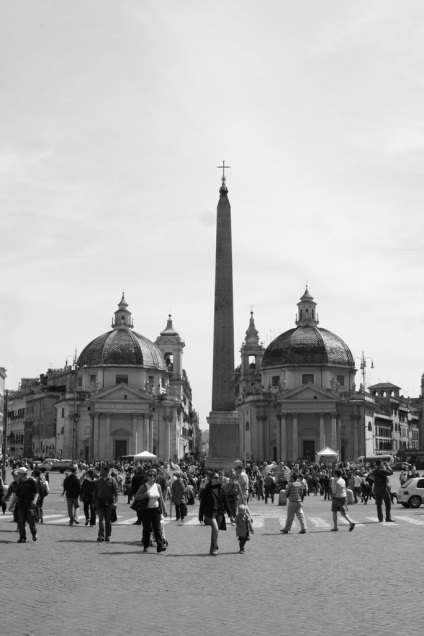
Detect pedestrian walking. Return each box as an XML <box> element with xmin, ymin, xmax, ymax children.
<box><xmin>15</xmin><ymin>467</ymin><xmax>39</xmax><ymax>543</ymax></box>
<box><xmin>224</xmin><ymin>474</ymin><xmax>241</xmax><ymax>522</ymax></box>
<box><xmin>93</xmin><ymin>465</ymin><xmax>119</xmax><ymax>542</ymax></box>
<box><xmin>32</xmin><ymin>468</ymin><xmax>49</xmax><ymax>524</ymax></box>
<box><xmin>235</xmin><ymin>465</ymin><xmax>249</xmax><ymax>504</ymax></box>
<box><xmin>330</xmin><ymin>469</ymin><xmax>355</xmax><ymax>532</ymax></box>
<box><xmin>171</xmin><ymin>472</ymin><xmax>187</xmax><ymax>522</ymax></box>
<box><xmin>199</xmin><ymin>472</ymin><xmax>232</xmax><ymax>556</ymax></box>
<box><xmin>134</xmin><ymin>469</ymin><xmax>167</xmax><ymax>553</ymax></box>
<box><xmin>264</xmin><ymin>472</ymin><xmax>276</xmax><ymax>504</ymax></box>
<box><xmin>373</xmin><ymin>460</ymin><xmax>395</xmax><ymax>523</ymax></box>
<box><xmin>81</xmin><ymin>469</ymin><xmax>96</xmax><ymax>527</ymax></box>
<box><xmin>280</xmin><ymin>473</ymin><xmax>307</xmax><ymax>534</ymax></box>
<box><xmin>62</xmin><ymin>465</ymin><xmax>82</xmax><ymax>525</ymax></box>
<box><xmin>235</xmin><ymin>504</ymin><xmax>253</xmax><ymax>554</ymax></box>
<box><xmin>353</xmin><ymin>471</ymin><xmax>363</xmax><ymax>503</ymax></box>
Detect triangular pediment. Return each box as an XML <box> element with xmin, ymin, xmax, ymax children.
<box><xmin>92</xmin><ymin>383</ymin><xmax>149</xmax><ymax>402</ymax></box>
<box><xmin>281</xmin><ymin>384</ymin><xmax>339</xmax><ymax>402</ymax></box>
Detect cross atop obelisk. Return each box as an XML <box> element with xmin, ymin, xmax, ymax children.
<box><xmin>217</xmin><ymin>160</ymin><xmax>231</xmax><ymax>187</ymax></box>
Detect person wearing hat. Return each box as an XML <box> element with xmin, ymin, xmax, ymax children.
<box><xmin>62</xmin><ymin>465</ymin><xmax>82</xmax><ymax>526</ymax></box>
<box><xmin>15</xmin><ymin>467</ymin><xmax>39</xmax><ymax>543</ymax></box>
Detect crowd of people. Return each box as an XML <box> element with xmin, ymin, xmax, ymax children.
<box><xmin>1</xmin><ymin>455</ymin><xmax>417</xmax><ymax>553</ymax></box>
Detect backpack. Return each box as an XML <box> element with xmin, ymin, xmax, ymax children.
<box><xmin>38</xmin><ymin>477</ymin><xmax>49</xmax><ymax>497</ymax></box>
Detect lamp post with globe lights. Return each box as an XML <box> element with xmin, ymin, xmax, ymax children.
<box><xmin>65</xmin><ymin>355</ymin><xmax>79</xmax><ymax>463</ymax></box>
<box><xmin>354</xmin><ymin>351</ymin><xmax>374</xmax><ymax>467</ymax></box>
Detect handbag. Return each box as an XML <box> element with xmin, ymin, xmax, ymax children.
<box><xmin>130</xmin><ymin>497</ymin><xmax>149</xmax><ymax>512</ymax></box>
<box><xmin>111</xmin><ymin>507</ymin><xmax>117</xmax><ymax>523</ymax></box>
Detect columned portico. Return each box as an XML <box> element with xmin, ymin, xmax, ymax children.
<box><xmin>331</xmin><ymin>414</ymin><xmax>337</xmax><ymax>449</ymax></box>
<box><xmin>292</xmin><ymin>413</ymin><xmax>299</xmax><ymax>460</ymax></box>
<box><xmin>104</xmin><ymin>413</ymin><xmax>111</xmax><ymax>458</ymax></box>
<box><xmin>319</xmin><ymin>413</ymin><xmax>325</xmax><ymax>449</ymax></box>
<box><xmin>93</xmin><ymin>413</ymin><xmax>100</xmax><ymax>458</ymax></box>
<box><xmin>131</xmin><ymin>414</ymin><xmax>138</xmax><ymax>454</ymax></box>
<box><xmin>257</xmin><ymin>415</ymin><xmax>266</xmax><ymax>461</ymax></box>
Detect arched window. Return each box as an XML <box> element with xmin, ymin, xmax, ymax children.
<box><xmin>245</xmin><ymin>421</ymin><xmax>250</xmax><ymax>431</ymax></box>
<box><xmin>368</xmin><ymin>422</ymin><xmax>372</xmax><ymax>431</ymax></box>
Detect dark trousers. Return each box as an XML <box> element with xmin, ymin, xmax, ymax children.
<box><xmin>375</xmin><ymin>488</ymin><xmax>392</xmax><ymax>521</ymax></box>
<box><xmin>175</xmin><ymin>502</ymin><xmax>186</xmax><ymax>520</ymax></box>
<box><xmin>97</xmin><ymin>504</ymin><xmax>113</xmax><ymax>539</ymax></box>
<box><xmin>36</xmin><ymin>496</ymin><xmax>44</xmax><ymax>523</ymax></box>
<box><xmin>17</xmin><ymin>504</ymin><xmax>37</xmax><ymax>540</ymax></box>
<box><xmin>238</xmin><ymin>535</ymin><xmax>249</xmax><ymax>551</ymax></box>
<box><xmin>83</xmin><ymin>500</ymin><xmax>96</xmax><ymax>525</ymax></box>
<box><xmin>141</xmin><ymin>508</ymin><xmax>164</xmax><ymax>552</ymax></box>
<box><xmin>264</xmin><ymin>487</ymin><xmax>274</xmax><ymax>503</ymax></box>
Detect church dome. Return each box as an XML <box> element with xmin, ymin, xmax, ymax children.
<box><xmin>77</xmin><ymin>295</ymin><xmax>167</xmax><ymax>371</ymax></box>
<box><xmin>262</xmin><ymin>288</ymin><xmax>354</xmax><ymax>369</ymax></box>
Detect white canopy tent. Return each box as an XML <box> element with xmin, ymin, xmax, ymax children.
<box><xmin>134</xmin><ymin>451</ymin><xmax>158</xmax><ymax>461</ymax></box>
<box><xmin>316</xmin><ymin>447</ymin><xmax>339</xmax><ymax>460</ymax></box>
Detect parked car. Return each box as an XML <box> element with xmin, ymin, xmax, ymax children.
<box><xmin>392</xmin><ymin>462</ymin><xmax>412</xmax><ymax>471</ymax></box>
<box><xmin>49</xmin><ymin>459</ymin><xmax>76</xmax><ymax>474</ymax></box>
<box><xmin>37</xmin><ymin>459</ymin><xmax>58</xmax><ymax>471</ymax></box>
<box><xmin>397</xmin><ymin>477</ymin><xmax>424</xmax><ymax>508</ymax></box>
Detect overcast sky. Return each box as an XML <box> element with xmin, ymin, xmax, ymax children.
<box><xmin>1</xmin><ymin>1</ymin><xmax>423</xmax><ymax>428</ymax></box>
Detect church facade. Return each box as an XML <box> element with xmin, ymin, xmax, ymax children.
<box><xmin>48</xmin><ymin>295</ymin><xmax>199</xmax><ymax>462</ymax></box>
<box><xmin>235</xmin><ymin>288</ymin><xmax>376</xmax><ymax>463</ymax></box>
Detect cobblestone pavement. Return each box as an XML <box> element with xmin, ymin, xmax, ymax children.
<box><xmin>1</xmin><ymin>471</ymin><xmax>423</xmax><ymax>636</ymax></box>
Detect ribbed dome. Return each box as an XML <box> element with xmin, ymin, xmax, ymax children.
<box><xmin>77</xmin><ymin>294</ymin><xmax>167</xmax><ymax>371</ymax></box>
<box><xmin>78</xmin><ymin>329</ymin><xmax>167</xmax><ymax>370</ymax></box>
<box><xmin>262</xmin><ymin>326</ymin><xmax>354</xmax><ymax>368</ymax></box>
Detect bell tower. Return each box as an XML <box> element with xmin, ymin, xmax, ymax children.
<box><xmin>111</xmin><ymin>292</ymin><xmax>134</xmax><ymax>330</ymax></box>
<box><xmin>239</xmin><ymin>311</ymin><xmax>265</xmax><ymax>396</ymax></box>
<box><xmin>295</xmin><ymin>286</ymin><xmax>318</xmax><ymax>327</ymax></box>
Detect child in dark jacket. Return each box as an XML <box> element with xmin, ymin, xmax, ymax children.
<box><xmin>235</xmin><ymin>504</ymin><xmax>253</xmax><ymax>554</ymax></box>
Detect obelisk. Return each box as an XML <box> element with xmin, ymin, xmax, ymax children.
<box><xmin>206</xmin><ymin>162</ymin><xmax>240</xmax><ymax>469</ymax></box>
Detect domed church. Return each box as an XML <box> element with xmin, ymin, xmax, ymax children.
<box><xmin>52</xmin><ymin>294</ymin><xmax>198</xmax><ymax>462</ymax></box>
<box><xmin>235</xmin><ymin>288</ymin><xmax>373</xmax><ymax>463</ymax></box>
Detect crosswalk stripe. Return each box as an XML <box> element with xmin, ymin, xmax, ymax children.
<box><xmin>5</xmin><ymin>510</ymin><xmax>421</xmax><ymax>529</ymax></box>
<box><xmin>308</xmin><ymin>516</ymin><xmax>332</xmax><ymax>528</ymax></box>
<box><xmin>393</xmin><ymin>516</ymin><xmax>424</xmax><ymax>525</ymax></box>
<box><xmin>183</xmin><ymin>518</ymin><xmax>200</xmax><ymax>526</ymax></box>
<box><xmin>365</xmin><ymin>516</ymin><xmax>397</xmax><ymax>525</ymax></box>
<box><xmin>120</xmin><ymin>517</ymin><xmax>139</xmax><ymax>525</ymax></box>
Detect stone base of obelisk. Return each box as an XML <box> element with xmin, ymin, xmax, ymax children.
<box><xmin>205</xmin><ymin>411</ymin><xmax>240</xmax><ymax>472</ymax></box>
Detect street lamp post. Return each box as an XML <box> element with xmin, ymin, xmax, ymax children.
<box><xmin>355</xmin><ymin>350</ymin><xmax>374</xmax><ymax>467</ymax></box>
<box><xmin>65</xmin><ymin>355</ymin><xmax>78</xmax><ymax>464</ymax></box>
